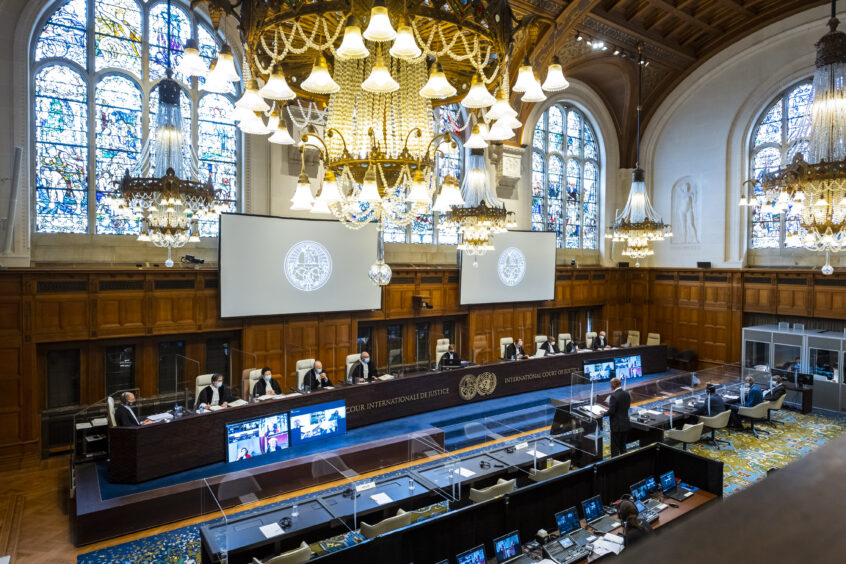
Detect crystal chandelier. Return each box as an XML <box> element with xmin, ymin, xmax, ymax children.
<box><xmin>740</xmin><ymin>0</ymin><xmax>846</xmax><ymax>275</ymax></box>
<box><xmin>607</xmin><ymin>45</ymin><xmax>671</xmax><ymax>266</ymax></box>
<box><xmin>105</xmin><ymin>0</ymin><xmax>229</xmax><ymax>267</ymax></box>
<box><xmin>190</xmin><ymin>0</ymin><xmax>563</xmax><ymax>283</ymax></box>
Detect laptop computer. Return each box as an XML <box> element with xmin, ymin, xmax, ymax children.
<box><xmin>456</xmin><ymin>544</ymin><xmax>487</xmax><ymax>564</ymax></box>
<box><xmin>492</xmin><ymin>530</ymin><xmax>532</xmax><ymax>564</ymax></box>
<box><xmin>441</xmin><ymin>356</ymin><xmax>462</xmax><ymax>368</ymax></box>
<box><xmin>580</xmin><ymin>495</ymin><xmax>620</xmax><ymax>534</ymax></box>
<box><xmin>660</xmin><ymin>470</ymin><xmax>693</xmax><ymax>501</ymax></box>
<box><xmin>630</xmin><ymin>478</ymin><xmax>667</xmax><ymax>512</ymax></box>
<box><xmin>554</xmin><ymin>506</ymin><xmax>593</xmax><ymax>546</ymax></box>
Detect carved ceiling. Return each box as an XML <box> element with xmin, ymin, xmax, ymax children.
<box><xmin>506</xmin><ymin>0</ymin><xmax>831</xmax><ymax>166</ymax></box>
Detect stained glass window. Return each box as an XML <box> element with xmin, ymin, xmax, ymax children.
<box><xmin>749</xmin><ymin>81</ymin><xmax>812</xmax><ymax>249</ymax></box>
<box><xmin>33</xmin><ymin>0</ymin><xmax>239</xmax><ymax>236</ymax></box>
<box><xmin>531</xmin><ymin>104</ymin><xmax>601</xmax><ymax>249</ymax></box>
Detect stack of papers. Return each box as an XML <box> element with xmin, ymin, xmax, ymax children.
<box><xmin>228</xmin><ymin>399</ymin><xmax>247</xmax><ymax>407</ymax></box>
<box><xmin>370</xmin><ymin>492</ymin><xmax>393</xmax><ymax>505</ymax></box>
<box><xmin>592</xmin><ymin>533</ymin><xmax>624</xmax><ymax>556</ymax></box>
<box><xmin>259</xmin><ymin>523</ymin><xmax>284</xmax><ymax>539</ymax></box>
<box><xmin>146</xmin><ymin>412</ymin><xmax>173</xmax><ymax>422</ymax></box>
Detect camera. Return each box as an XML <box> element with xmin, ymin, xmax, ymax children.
<box><xmin>181</xmin><ymin>254</ymin><xmax>204</xmax><ymax>265</ymax></box>
<box><xmin>421</xmin><ymin>300</ymin><xmax>433</xmax><ymax>309</ymax></box>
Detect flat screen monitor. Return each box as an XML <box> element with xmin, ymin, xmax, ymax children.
<box><xmin>459</xmin><ymin>231</ymin><xmax>556</xmax><ymax>305</ymax></box>
<box><xmin>219</xmin><ymin>214</ymin><xmax>381</xmax><ymax>317</ymax></box>
<box><xmin>226</xmin><ymin>413</ymin><xmax>290</xmax><ymax>463</ymax></box>
<box><xmin>290</xmin><ymin>400</ymin><xmax>347</xmax><ymax>446</ymax></box>
<box><xmin>798</xmin><ymin>372</ymin><xmax>814</xmax><ymax>386</ymax></box>
<box><xmin>584</xmin><ymin>360</ymin><xmax>615</xmax><ymax>382</ymax></box>
<box><xmin>581</xmin><ymin>495</ymin><xmax>604</xmax><ymax>522</ymax></box>
<box><xmin>630</xmin><ymin>479</ymin><xmax>649</xmax><ymax>501</ymax></box>
<box><xmin>644</xmin><ymin>475</ymin><xmax>658</xmax><ymax>492</ymax></box>
<box><xmin>660</xmin><ymin>470</ymin><xmax>676</xmax><ymax>492</ymax></box>
<box><xmin>555</xmin><ymin>506</ymin><xmax>581</xmax><ymax>535</ymax></box>
<box><xmin>456</xmin><ymin>544</ymin><xmax>487</xmax><ymax>564</ymax></box>
<box><xmin>493</xmin><ymin>530</ymin><xmax>521</xmax><ymax>563</ymax></box>
<box><xmin>634</xmin><ymin>500</ymin><xmax>648</xmax><ymax>514</ymax></box>
<box><xmin>614</xmin><ymin>355</ymin><xmax>642</xmax><ymax>380</ymax></box>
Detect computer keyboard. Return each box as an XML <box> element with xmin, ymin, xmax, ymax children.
<box><xmin>640</xmin><ymin>509</ymin><xmax>659</xmax><ymax>524</ymax></box>
<box><xmin>544</xmin><ymin>539</ymin><xmax>592</xmax><ymax>564</ymax></box>
<box><xmin>644</xmin><ymin>498</ymin><xmax>667</xmax><ymax>512</ymax></box>
<box><xmin>589</xmin><ymin>515</ymin><xmax>620</xmax><ymax>534</ymax></box>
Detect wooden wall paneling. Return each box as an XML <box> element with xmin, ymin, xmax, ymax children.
<box><xmin>318</xmin><ymin>317</ymin><xmax>353</xmax><ymax>385</ymax></box>
<box><xmin>384</xmin><ymin>270</ymin><xmax>416</xmax><ymax>318</ymax></box>
<box><xmin>284</xmin><ymin>320</ymin><xmax>319</xmax><ymax>389</ymax></box>
<box><xmin>468</xmin><ymin>308</ymin><xmax>494</xmax><ymax>364</ymax></box>
<box><xmin>571</xmin><ymin>272</ymin><xmax>592</xmax><ymax>304</ymax></box>
<box><xmin>555</xmin><ymin>272</ymin><xmax>572</xmax><ymax>303</ymax></box>
<box><xmin>28</xmin><ymin>274</ymin><xmax>90</xmax><ymax>342</ymax></box>
<box><xmin>742</xmin><ymin>274</ymin><xmax>776</xmax><ymax>313</ymax></box>
<box><xmin>811</xmin><ymin>276</ymin><xmax>846</xmax><ymax>319</ymax></box>
<box><xmin>701</xmin><ymin>308</ymin><xmax>732</xmax><ymax>363</ymax></box>
<box><xmin>149</xmin><ymin>280</ymin><xmax>199</xmax><ymax>334</ymax></box>
<box><xmin>0</xmin><ymin>345</ymin><xmax>23</xmax><ymax>459</ymax></box>
<box><xmin>93</xmin><ymin>277</ymin><xmax>146</xmax><ymax>339</ymax></box>
<box><xmin>775</xmin><ymin>274</ymin><xmax>811</xmax><ymax>316</ymax></box>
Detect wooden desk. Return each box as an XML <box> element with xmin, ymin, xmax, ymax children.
<box><xmin>784</xmin><ymin>381</ymin><xmax>813</xmax><ymax>414</ymax></box>
<box><xmin>109</xmin><ymin>346</ymin><xmax>666</xmax><ymax>483</ymax></box>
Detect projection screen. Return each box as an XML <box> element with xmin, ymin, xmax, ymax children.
<box><xmin>220</xmin><ymin>214</ymin><xmax>381</xmax><ymax>317</ymax></box>
<box><xmin>459</xmin><ymin>231</ymin><xmax>556</xmax><ymax>305</ymax></box>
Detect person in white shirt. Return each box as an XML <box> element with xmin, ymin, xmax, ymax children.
<box><xmin>349</xmin><ymin>351</ymin><xmax>379</xmax><ymax>383</ymax></box>
<box><xmin>197</xmin><ymin>374</ymin><xmax>235</xmax><ymax>408</ymax></box>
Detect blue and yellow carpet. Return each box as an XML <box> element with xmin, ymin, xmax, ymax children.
<box><xmin>78</xmin><ymin>408</ymin><xmax>846</xmax><ymax>563</ymax></box>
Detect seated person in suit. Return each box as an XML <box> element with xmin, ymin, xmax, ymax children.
<box><xmin>114</xmin><ymin>392</ymin><xmax>152</xmax><ymax>426</ymax></box>
<box><xmin>764</xmin><ymin>375</ymin><xmax>786</xmax><ymax>401</ymax></box>
<box><xmin>617</xmin><ymin>500</ymin><xmax>654</xmax><ymax>548</ymax></box>
<box><xmin>540</xmin><ymin>335</ymin><xmax>560</xmax><ymax>355</ymax></box>
<box><xmin>693</xmin><ymin>384</ymin><xmax>727</xmax><ymax>417</ymax></box>
<box><xmin>303</xmin><ymin>360</ymin><xmax>331</xmax><ymax>390</ymax></box>
<box><xmin>252</xmin><ymin>366</ymin><xmax>282</xmax><ymax>397</ymax></box>
<box><xmin>197</xmin><ymin>373</ymin><xmax>235</xmax><ymax>408</ymax></box>
<box><xmin>729</xmin><ymin>375</ymin><xmax>764</xmax><ymax>423</ymax></box>
<box><xmin>438</xmin><ymin>344</ymin><xmax>460</xmax><ymax>367</ymax></box>
<box><xmin>564</xmin><ymin>340</ymin><xmax>579</xmax><ymax>353</ymax></box>
<box><xmin>592</xmin><ymin>331</ymin><xmax>611</xmax><ymax>350</ymax></box>
<box><xmin>349</xmin><ymin>351</ymin><xmax>379</xmax><ymax>383</ymax></box>
<box><xmin>504</xmin><ymin>338</ymin><xmax>529</xmax><ymax>360</ymax></box>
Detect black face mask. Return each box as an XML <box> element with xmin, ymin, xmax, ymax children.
<box><xmin>127</xmin><ymin>401</ymin><xmax>136</xmax><ymax>408</ymax></box>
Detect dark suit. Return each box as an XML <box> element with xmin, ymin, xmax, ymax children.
<box><xmin>197</xmin><ymin>384</ymin><xmax>235</xmax><ymax>407</ymax></box>
<box><xmin>303</xmin><ymin>368</ymin><xmax>331</xmax><ymax>390</ymax></box>
<box><xmin>764</xmin><ymin>384</ymin><xmax>786</xmax><ymax>402</ymax></box>
<box><xmin>694</xmin><ymin>393</ymin><xmax>727</xmax><ymax>417</ymax></box>
<box><xmin>504</xmin><ymin>343</ymin><xmax>526</xmax><ymax>359</ymax></box>
<box><xmin>592</xmin><ymin>336</ymin><xmax>609</xmax><ymax>350</ymax></box>
<box><xmin>624</xmin><ymin>520</ymin><xmax>654</xmax><ymax>548</ymax></box>
<box><xmin>744</xmin><ymin>384</ymin><xmax>764</xmax><ymax>407</ymax></box>
<box><xmin>348</xmin><ymin>360</ymin><xmax>378</xmax><ymax>383</ymax></box>
<box><xmin>540</xmin><ymin>341</ymin><xmax>560</xmax><ymax>354</ymax></box>
<box><xmin>114</xmin><ymin>404</ymin><xmax>141</xmax><ymax>426</ymax></box>
<box><xmin>252</xmin><ymin>377</ymin><xmax>282</xmax><ymax>397</ymax></box>
<box><xmin>565</xmin><ymin>341</ymin><xmax>578</xmax><ymax>353</ymax></box>
<box><xmin>438</xmin><ymin>351</ymin><xmax>459</xmax><ymax>367</ymax></box>
<box><xmin>607</xmin><ymin>387</ymin><xmax>631</xmax><ymax>456</ymax></box>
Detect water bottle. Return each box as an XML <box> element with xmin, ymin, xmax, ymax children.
<box><xmin>291</xmin><ymin>503</ymin><xmax>299</xmax><ymax>518</ymax></box>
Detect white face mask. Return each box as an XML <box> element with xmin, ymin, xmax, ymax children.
<box><xmin>215</xmin><ymin>381</ymin><xmax>222</xmax><ymax>389</ymax></box>
<box><xmin>264</xmin><ymin>374</ymin><xmax>271</xmax><ymax>381</ymax></box>
<box><xmin>316</xmin><ymin>368</ymin><xmax>322</xmax><ymax>374</ymax></box>
<box><xmin>363</xmin><ymin>357</ymin><xmax>370</xmax><ymax>364</ymax></box>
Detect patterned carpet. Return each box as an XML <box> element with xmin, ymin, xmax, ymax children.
<box><xmin>78</xmin><ymin>408</ymin><xmax>846</xmax><ymax>563</ymax></box>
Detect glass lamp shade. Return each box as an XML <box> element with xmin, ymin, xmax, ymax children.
<box><xmin>485</xmin><ymin>89</ymin><xmax>518</xmax><ymax>121</ymax></box>
<box><xmin>512</xmin><ymin>63</ymin><xmax>537</xmax><ymax>93</ymax></box>
<box><xmin>432</xmin><ymin>186</ymin><xmax>451</xmax><ymax>213</ymax></box>
<box><xmin>368</xmin><ymin>260</ymin><xmax>393</xmax><ymax>286</ymax></box>
<box><xmin>265</xmin><ymin>110</ymin><xmax>280</xmax><ymax>131</ymax></box>
<box><xmin>406</xmin><ymin>170</ymin><xmax>430</xmax><ymax>203</ymax></box>
<box><xmin>336</xmin><ymin>17</ymin><xmax>369</xmax><ymax>59</ymax></box>
<box><xmin>238</xmin><ymin>111</ymin><xmax>269</xmax><ymax>135</ymax></box>
<box><xmin>419</xmin><ymin>62</ymin><xmax>456</xmax><ymax>99</ymax></box>
<box><xmin>202</xmin><ymin>60</ymin><xmax>234</xmax><ymax>93</ymax></box>
<box><xmin>214</xmin><ymin>45</ymin><xmax>241</xmax><ymax>83</ymax></box>
<box><xmin>362</xmin><ymin>53</ymin><xmax>399</xmax><ymax>93</ymax></box>
<box><xmin>486</xmin><ymin>120</ymin><xmax>515</xmax><ymax>141</ymax></box>
<box><xmin>442</xmin><ymin>175</ymin><xmax>465</xmax><ymax>206</ymax></box>
<box><xmin>359</xmin><ymin>165</ymin><xmax>383</xmax><ymax>202</ymax></box>
<box><xmin>542</xmin><ymin>58</ymin><xmax>569</xmax><ymax>92</ymax></box>
<box><xmin>233</xmin><ymin>106</ymin><xmax>257</xmax><ymax>123</ymax></box>
<box><xmin>496</xmin><ymin>115</ymin><xmax>522</xmax><ymax>129</ymax></box>
<box><xmin>302</xmin><ymin>54</ymin><xmax>340</xmax><ymax>94</ymax></box>
<box><xmin>390</xmin><ymin>24</ymin><xmax>421</xmax><ymax>59</ymax></box>
<box><xmin>259</xmin><ymin>70</ymin><xmax>296</xmax><ymax>100</ymax></box>
<box><xmin>176</xmin><ymin>39</ymin><xmax>208</xmax><ymax>77</ymax></box>
<box><xmin>236</xmin><ymin>79</ymin><xmax>271</xmax><ymax>112</ymax></box>
<box><xmin>364</xmin><ymin>3</ymin><xmax>397</xmax><ymax>42</ymax></box>
<box><xmin>466</xmin><ymin>125</ymin><xmax>488</xmax><ymax>149</ymax></box>
<box><xmin>738</xmin><ymin>195</ymin><xmax>748</xmax><ymax>207</ymax></box>
<box><xmin>291</xmin><ymin>173</ymin><xmax>315</xmax><ymax>210</ymax></box>
<box><xmin>521</xmin><ymin>75</ymin><xmax>547</xmax><ymax>103</ymax></box>
<box><xmin>321</xmin><ymin>170</ymin><xmax>342</xmax><ymax>203</ymax></box>
<box><xmin>310</xmin><ymin>189</ymin><xmax>332</xmax><ymax>214</ymax></box>
<box><xmin>268</xmin><ymin>121</ymin><xmax>295</xmax><ymax>145</ymax></box>
<box><xmin>461</xmin><ymin>74</ymin><xmax>496</xmax><ymax>108</ymax></box>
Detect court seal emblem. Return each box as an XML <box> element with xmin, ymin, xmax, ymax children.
<box><xmin>458</xmin><ymin>374</ymin><xmax>478</xmax><ymax>401</ymax></box>
<box><xmin>284</xmin><ymin>240</ymin><xmax>332</xmax><ymax>291</ymax></box>
<box><xmin>497</xmin><ymin>247</ymin><xmax>526</xmax><ymax>287</ymax></box>
<box><xmin>476</xmin><ymin>372</ymin><xmax>497</xmax><ymax>396</ymax></box>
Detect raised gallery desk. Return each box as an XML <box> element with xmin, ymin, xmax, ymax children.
<box><xmin>109</xmin><ymin>345</ymin><xmax>666</xmax><ymax>483</ymax></box>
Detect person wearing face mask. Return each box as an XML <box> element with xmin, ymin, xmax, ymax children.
<box><xmin>348</xmin><ymin>351</ymin><xmax>379</xmax><ymax>383</ymax></box>
<box><xmin>253</xmin><ymin>366</ymin><xmax>281</xmax><ymax>397</ymax></box>
<box><xmin>197</xmin><ymin>373</ymin><xmax>234</xmax><ymax>408</ymax></box>
<box><xmin>303</xmin><ymin>360</ymin><xmax>331</xmax><ymax>390</ymax></box>
<box><xmin>114</xmin><ymin>392</ymin><xmax>153</xmax><ymax>426</ymax></box>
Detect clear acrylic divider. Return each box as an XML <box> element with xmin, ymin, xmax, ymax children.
<box><xmin>200</xmin><ymin>478</ymin><xmax>229</xmax><ymax>564</ymax></box>
<box><xmin>229</xmin><ymin>347</ymin><xmax>258</xmax><ymax>397</ymax></box>
<box><xmin>407</xmin><ymin>431</ymin><xmax>464</xmax><ymax>505</ymax></box>
<box><xmin>481</xmin><ymin>414</ymin><xmax>572</xmax><ymax>479</ymax></box>
<box><xmin>546</xmin><ymin>371</ymin><xmax>605</xmax><ymax>463</ymax></box>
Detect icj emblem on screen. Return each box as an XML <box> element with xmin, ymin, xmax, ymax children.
<box><xmin>284</xmin><ymin>241</ymin><xmax>332</xmax><ymax>291</ymax></box>
<box><xmin>497</xmin><ymin>247</ymin><xmax>526</xmax><ymax>287</ymax></box>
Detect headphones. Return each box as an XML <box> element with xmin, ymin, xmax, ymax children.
<box><xmin>120</xmin><ymin>392</ymin><xmax>131</xmax><ymax>405</ymax></box>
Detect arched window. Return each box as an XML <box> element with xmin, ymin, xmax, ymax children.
<box><xmin>383</xmin><ymin>104</ymin><xmax>464</xmax><ymax>244</ymax></box>
<box><xmin>531</xmin><ymin>104</ymin><xmax>600</xmax><ymax>249</ymax></box>
<box><xmin>749</xmin><ymin>81</ymin><xmax>813</xmax><ymax>249</ymax></box>
<box><xmin>33</xmin><ymin>0</ymin><xmax>239</xmax><ymax>235</ymax></box>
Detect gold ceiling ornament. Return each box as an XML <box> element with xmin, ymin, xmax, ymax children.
<box><xmin>740</xmin><ymin>0</ymin><xmax>846</xmax><ymax>275</ymax></box>
<box><xmin>188</xmin><ymin>0</ymin><xmax>559</xmax><ymax>283</ymax></box>
<box><xmin>607</xmin><ymin>45</ymin><xmax>671</xmax><ymax>266</ymax></box>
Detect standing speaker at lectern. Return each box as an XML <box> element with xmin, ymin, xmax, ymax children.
<box><xmin>252</xmin><ymin>366</ymin><xmax>282</xmax><ymax>396</ymax></box>
<box><xmin>349</xmin><ymin>351</ymin><xmax>379</xmax><ymax>383</ymax></box>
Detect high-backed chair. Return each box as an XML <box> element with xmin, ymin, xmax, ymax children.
<box><xmin>528</xmin><ymin>459</ymin><xmax>571</xmax><ymax>482</ymax></box>
<box><xmin>698</xmin><ymin>410</ymin><xmax>732</xmax><ymax>449</ymax></box>
<box><xmin>360</xmin><ymin>509</ymin><xmax>413</xmax><ymax>539</ymax></box>
<box><xmin>252</xmin><ymin>541</ymin><xmax>312</xmax><ymax>564</ymax></box>
<box><xmin>737</xmin><ymin>401</ymin><xmax>772</xmax><ymax>438</ymax></box>
<box><xmin>345</xmin><ymin>353</ymin><xmax>361</xmax><ymax>382</ymax></box>
<box><xmin>106</xmin><ymin>396</ymin><xmax>117</xmax><ymax>427</ymax></box>
<box><xmin>626</xmin><ymin>330</ymin><xmax>641</xmax><ymax>347</ymax></box>
<box><xmin>664</xmin><ymin>422</ymin><xmax>704</xmax><ymax>450</ymax></box>
<box><xmin>435</xmin><ymin>342</ymin><xmax>450</xmax><ymax>366</ymax></box>
<box><xmin>296</xmin><ymin>359</ymin><xmax>315</xmax><ymax>390</ymax></box>
<box><xmin>611</xmin><ymin>330</ymin><xmax>623</xmax><ymax>347</ymax></box>
<box><xmin>242</xmin><ymin>368</ymin><xmax>262</xmax><ymax>398</ymax></box>
<box><xmin>585</xmin><ymin>332</ymin><xmax>597</xmax><ymax>349</ymax></box>
<box><xmin>766</xmin><ymin>393</ymin><xmax>787</xmax><ymax>425</ymax></box>
<box><xmin>436</xmin><ymin>338</ymin><xmax>450</xmax><ymax>347</ymax></box>
<box><xmin>534</xmin><ymin>335</ymin><xmax>547</xmax><ymax>354</ymax></box>
<box><xmin>500</xmin><ymin>337</ymin><xmax>513</xmax><ymax>359</ymax></box>
<box><xmin>646</xmin><ymin>332</ymin><xmax>661</xmax><ymax>346</ymax></box>
<box><xmin>469</xmin><ymin>478</ymin><xmax>516</xmax><ymax>503</ymax></box>
<box><xmin>195</xmin><ymin>373</ymin><xmax>214</xmax><ymax>405</ymax></box>
<box><xmin>558</xmin><ymin>333</ymin><xmax>572</xmax><ymax>351</ymax></box>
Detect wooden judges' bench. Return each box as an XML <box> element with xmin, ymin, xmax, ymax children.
<box><xmin>109</xmin><ymin>345</ymin><xmax>666</xmax><ymax>483</ymax></box>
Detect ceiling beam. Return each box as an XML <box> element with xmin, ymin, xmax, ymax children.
<box><xmin>508</xmin><ymin>0</ymin><xmax>567</xmax><ymax>19</ymax></box>
<box><xmin>588</xmin><ymin>7</ymin><xmax>696</xmax><ymax>66</ymax></box>
<box><xmin>712</xmin><ymin>0</ymin><xmax>755</xmax><ymax>18</ymax></box>
<box><xmin>646</xmin><ymin>0</ymin><xmax>722</xmax><ymax>35</ymax></box>
<box><xmin>527</xmin><ymin>0</ymin><xmax>605</xmax><ymax>69</ymax></box>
